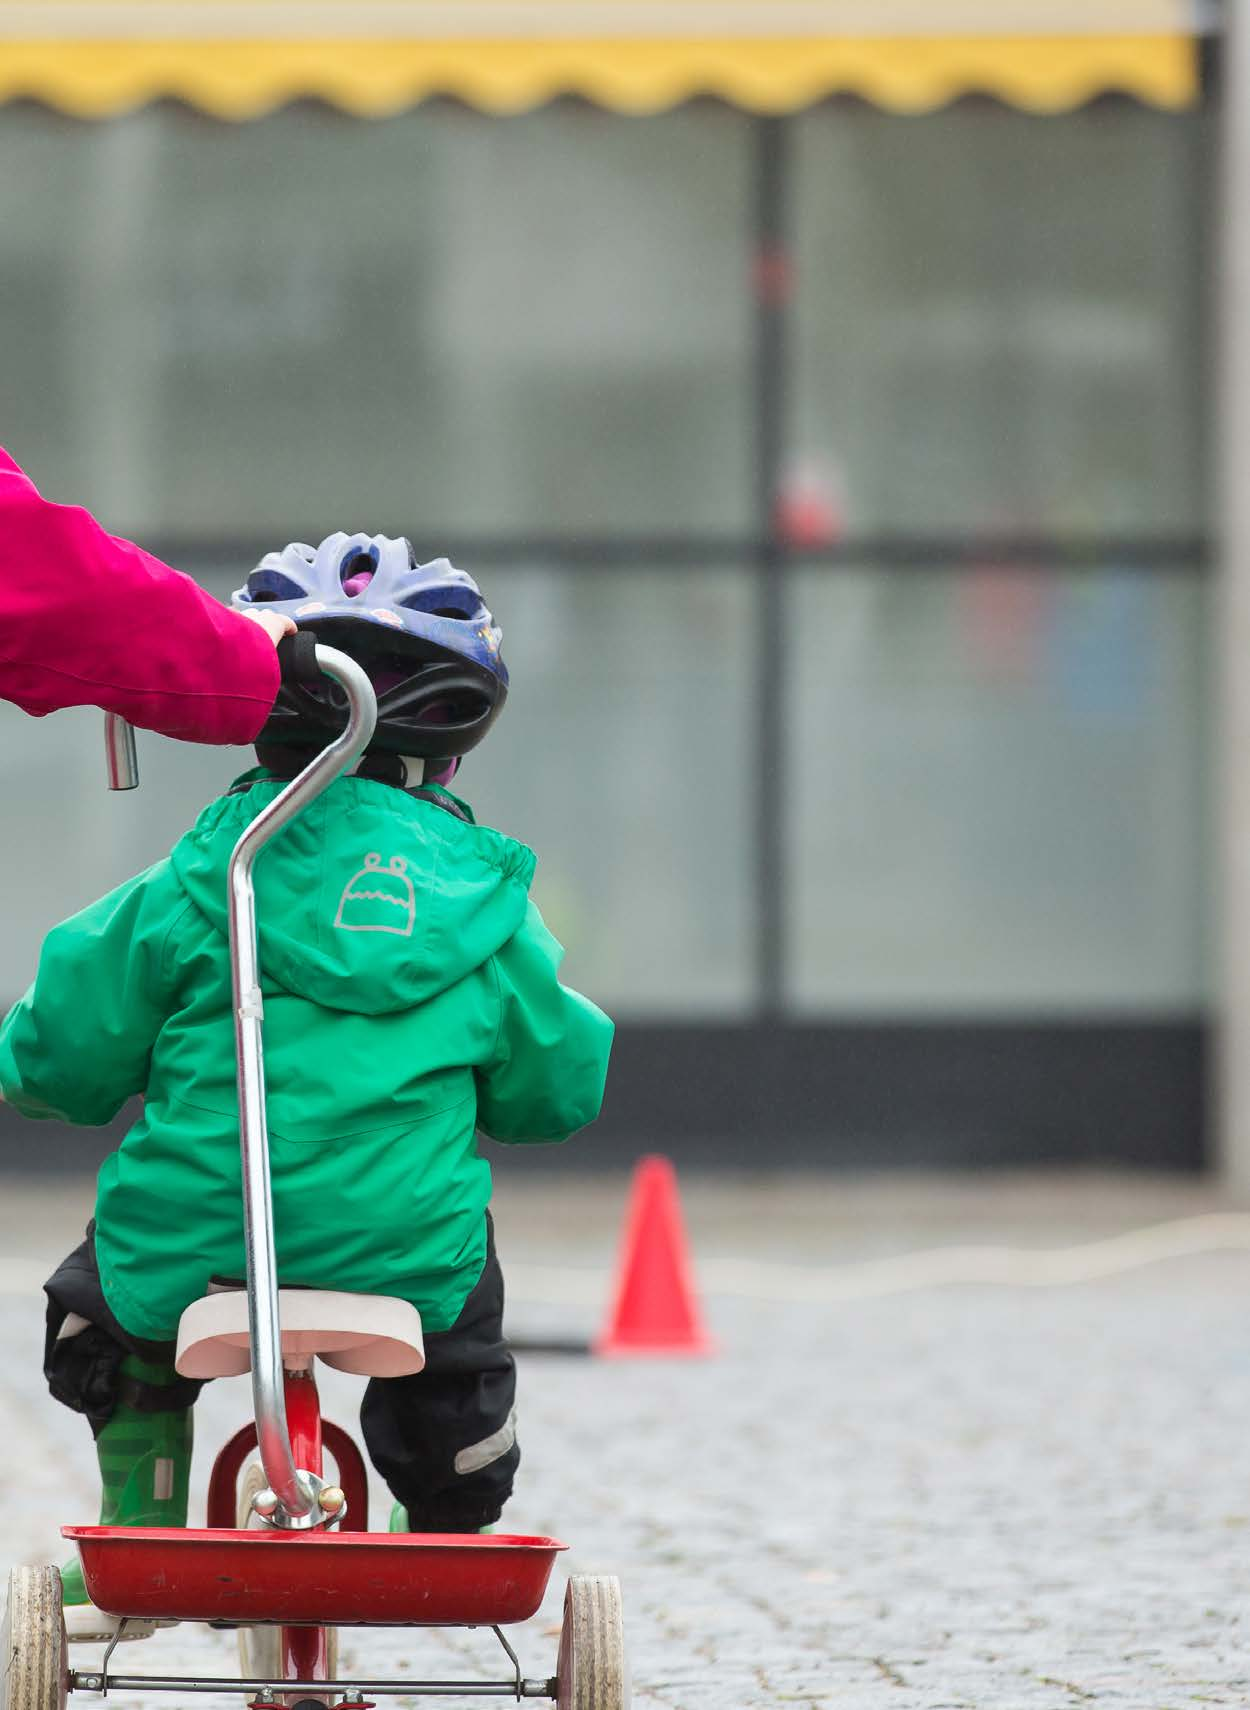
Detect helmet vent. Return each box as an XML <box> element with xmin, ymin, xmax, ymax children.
<box><xmin>245</xmin><ymin>569</ymin><xmax>307</xmax><ymax>603</ymax></box>
<box><xmin>400</xmin><ymin>588</ymin><xmax>480</xmax><ymax>620</ymax></box>
<box><xmin>340</xmin><ymin>551</ymin><xmax>377</xmax><ymax>597</ymax></box>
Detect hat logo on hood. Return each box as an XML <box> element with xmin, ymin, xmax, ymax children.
<box><xmin>334</xmin><ymin>853</ymin><xmax>416</xmax><ymax>938</ymax></box>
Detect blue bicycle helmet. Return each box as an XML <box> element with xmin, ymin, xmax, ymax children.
<box><xmin>232</xmin><ymin>533</ymin><xmax>507</xmax><ymax>760</ymax></box>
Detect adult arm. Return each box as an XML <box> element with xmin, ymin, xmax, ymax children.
<box><xmin>0</xmin><ymin>448</ymin><xmax>285</xmax><ymax>743</ymax></box>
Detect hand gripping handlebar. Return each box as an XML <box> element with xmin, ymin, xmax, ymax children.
<box><xmin>103</xmin><ymin>632</ymin><xmax>325</xmax><ymax>794</ymax></box>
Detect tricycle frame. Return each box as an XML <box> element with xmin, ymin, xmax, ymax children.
<box><xmin>70</xmin><ymin>1617</ymin><xmax>555</xmax><ymax>1701</ymax></box>
<box><xmin>26</xmin><ymin>651</ymin><xmax>627</xmax><ymax>1710</ymax></box>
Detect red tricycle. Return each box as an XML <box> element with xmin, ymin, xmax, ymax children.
<box><xmin>1</xmin><ymin>647</ymin><xmax>627</xmax><ymax>1710</ymax></box>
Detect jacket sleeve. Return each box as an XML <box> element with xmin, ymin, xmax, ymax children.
<box><xmin>0</xmin><ymin>863</ymin><xmax>184</xmax><ymax>1126</ymax></box>
<box><xmin>475</xmin><ymin>900</ymin><xmax>614</xmax><ymax>1145</ymax></box>
<box><xmin>0</xmin><ymin>447</ymin><xmax>279</xmax><ymax>744</ymax></box>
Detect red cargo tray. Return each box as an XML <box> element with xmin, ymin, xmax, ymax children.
<box><xmin>64</xmin><ymin>1526</ymin><xmax>566</xmax><ymax>1627</ymax></box>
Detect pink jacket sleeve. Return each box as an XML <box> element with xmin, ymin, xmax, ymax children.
<box><xmin>0</xmin><ymin>449</ymin><xmax>279</xmax><ymax>744</ymax></box>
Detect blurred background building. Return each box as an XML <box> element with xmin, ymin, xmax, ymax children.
<box><xmin>0</xmin><ymin>1</ymin><xmax>1226</xmax><ymax>1172</ymax></box>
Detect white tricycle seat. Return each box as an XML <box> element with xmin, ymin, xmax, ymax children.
<box><xmin>175</xmin><ymin>1289</ymin><xmax>425</xmax><ymax>1379</ymax></box>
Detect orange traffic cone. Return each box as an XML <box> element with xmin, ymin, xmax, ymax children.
<box><xmin>593</xmin><ymin>1155</ymin><xmax>715</xmax><ymax>1358</ymax></box>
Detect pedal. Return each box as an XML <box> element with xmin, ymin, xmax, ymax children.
<box><xmin>65</xmin><ymin>1603</ymin><xmax>176</xmax><ymax>1643</ymax></box>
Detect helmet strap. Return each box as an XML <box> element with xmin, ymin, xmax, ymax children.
<box><xmin>255</xmin><ymin>741</ymin><xmax>439</xmax><ymax>792</ymax></box>
<box><xmin>350</xmin><ymin>751</ymin><xmax>425</xmax><ymax>788</ymax></box>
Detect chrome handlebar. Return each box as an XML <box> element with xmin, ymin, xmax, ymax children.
<box><xmin>227</xmin><ymin>646</ymin><xmax>377</xmax><ymax>1524</ymax></box>
<box><xmin>104</xmin><ymin>714</ymin><xmax>138</xmax><ymax>791</ymax></box>
<box><xmin>103</xmin><ymin>648</ymin><xmax>379</xmax><ymax>1527</ymax></box>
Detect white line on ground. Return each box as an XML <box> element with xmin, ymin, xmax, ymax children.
<box><xmin>503</xmin><ymin>1213</ymin><xmax>1250</xmax><ymax>1304</ymax></box>
<box><xmin>2</xmin><ymin>1213</ymin><xmax>1248</xmax><ymax>1305</ymax></box>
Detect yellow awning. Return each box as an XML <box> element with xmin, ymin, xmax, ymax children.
<box><xmin>0</xmin><ymin>2</ymin><xmax>1201</xmax><ymax>120</ymax></box>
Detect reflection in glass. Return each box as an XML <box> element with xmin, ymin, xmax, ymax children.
<box><xmin>0</xmin><ymin>101</ymin><xmax>751</xmax><ymax>538</ymax></box>
<box><xmin>471</xmin><ymin>565</ymin><xmax>756</xmax><ymax>1015</ymax></box>
<box><xmin>792</xmin><ymin>104</ymin><xmax>1206</xmax><ymax>537</ymax></box>
<box><xmin>788</xmin><ymin>565</ymin><xmax>1208</xmax><ymax>1013</ymax></box>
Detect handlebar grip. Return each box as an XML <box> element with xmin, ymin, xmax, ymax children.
<box><xmin>276</xmin><ymin>630</ymin><xmax>322</xmax><ymax>688</ymax></box>
<box><xmin>104</xmin><ymin>713</ymin><xmax>139</xmax><ymax>791</ymax></box>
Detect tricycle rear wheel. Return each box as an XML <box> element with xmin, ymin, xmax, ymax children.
<box><xmin>555</xmin><ymin>1575</ymin><xmax>628</xmax><ymax>1710</ymax></box>
<box><xmin>0</xmin><ymin>1567</ymin><xmax>68</xmax><ymax>1710</ymax></box>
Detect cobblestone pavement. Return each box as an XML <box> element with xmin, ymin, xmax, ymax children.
<box><xmin>1</xmin><ymin>1169</ymin><xmax>1249</xmax><ymax>1708</ymax></box>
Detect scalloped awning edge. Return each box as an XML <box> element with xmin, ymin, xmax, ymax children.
<box><xmin>0</xmin><ymin>34</ymin><xmax>1199</xmax><ymax>120</ymax></box>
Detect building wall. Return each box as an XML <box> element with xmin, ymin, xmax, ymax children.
<box><xmin>0</xmin><ymin>95</ymin><xmax>1212</xmax><ymax>1165</ymax></box>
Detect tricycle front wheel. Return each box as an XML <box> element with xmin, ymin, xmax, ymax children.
<box><xmin>0</xmin><ymin>1567</ymin><xmax>68</xmax><ymax>1710</ymax></box>
<box><xmin>555</xmin><ymin>1575</ymin><xmax>628</xmax><ymax>1710</ymax></box>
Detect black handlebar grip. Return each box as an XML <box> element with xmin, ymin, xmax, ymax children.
<box><xmin>276</xmin><ymin>630</ymin><xmax>323</xmax><ymax>688</ymax></box>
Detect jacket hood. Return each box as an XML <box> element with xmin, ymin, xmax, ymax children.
<box><xmin>171</xmin><ymin>771</ymin><xmax>536</xmax><ymax>1015</ymax></box>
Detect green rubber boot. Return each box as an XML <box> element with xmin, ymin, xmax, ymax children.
<box><xmin>388</xmin><ymin>1502</ymin><xmax>493</xmax><ymax>1535</ymax></box>
<box><xmin>62</xmin><ymin>1356</ymin><xmax>193</xmax><ymax>1608</ymax></box>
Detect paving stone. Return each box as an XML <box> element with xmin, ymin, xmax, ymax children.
<box><xmin>0</xmin><ymin>1171</ymin><xmax>1248</xmax><ymax>1707</ymax></box>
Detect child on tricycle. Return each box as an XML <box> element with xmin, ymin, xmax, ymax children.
<box><xmin>0</xmin><ymin>532</ymin><xmax>613</xmax><ymax>1623</ymax></box>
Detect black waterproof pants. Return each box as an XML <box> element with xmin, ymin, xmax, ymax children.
<box><xmin>43</xmin><ymin>1215</ymin><xmax>519</xmax><ymax>1532</ymax></box>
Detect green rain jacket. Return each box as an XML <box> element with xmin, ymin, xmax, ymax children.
<box><xmin>0</xmin><ymin>772</ymin><xmax>613</xmax><ymax>1342</ymax></box>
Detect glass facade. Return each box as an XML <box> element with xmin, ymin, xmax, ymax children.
<box><xmin>0</xmin><ymin>102</ymin><xmax>753</xmax><ymax>539</ymax></box>
<box><xmin>462</xmin><ymin>565</ymin><xmax>757</xmax><ymax>1016</ymax></box>
<box><xmin>790</xmin><ymin>104</ymin><xmax>1207</xmax><ymax>538</ymax></box>
<box><xmin>787</xmin><ymin>565</ymin><xmax>1209</xmax><ymax>1013</ymax></box>
<box><xmin>0</xmin><ymin>96</ymin><xmax>1211</xmax><ymax>1024</ymax></box>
